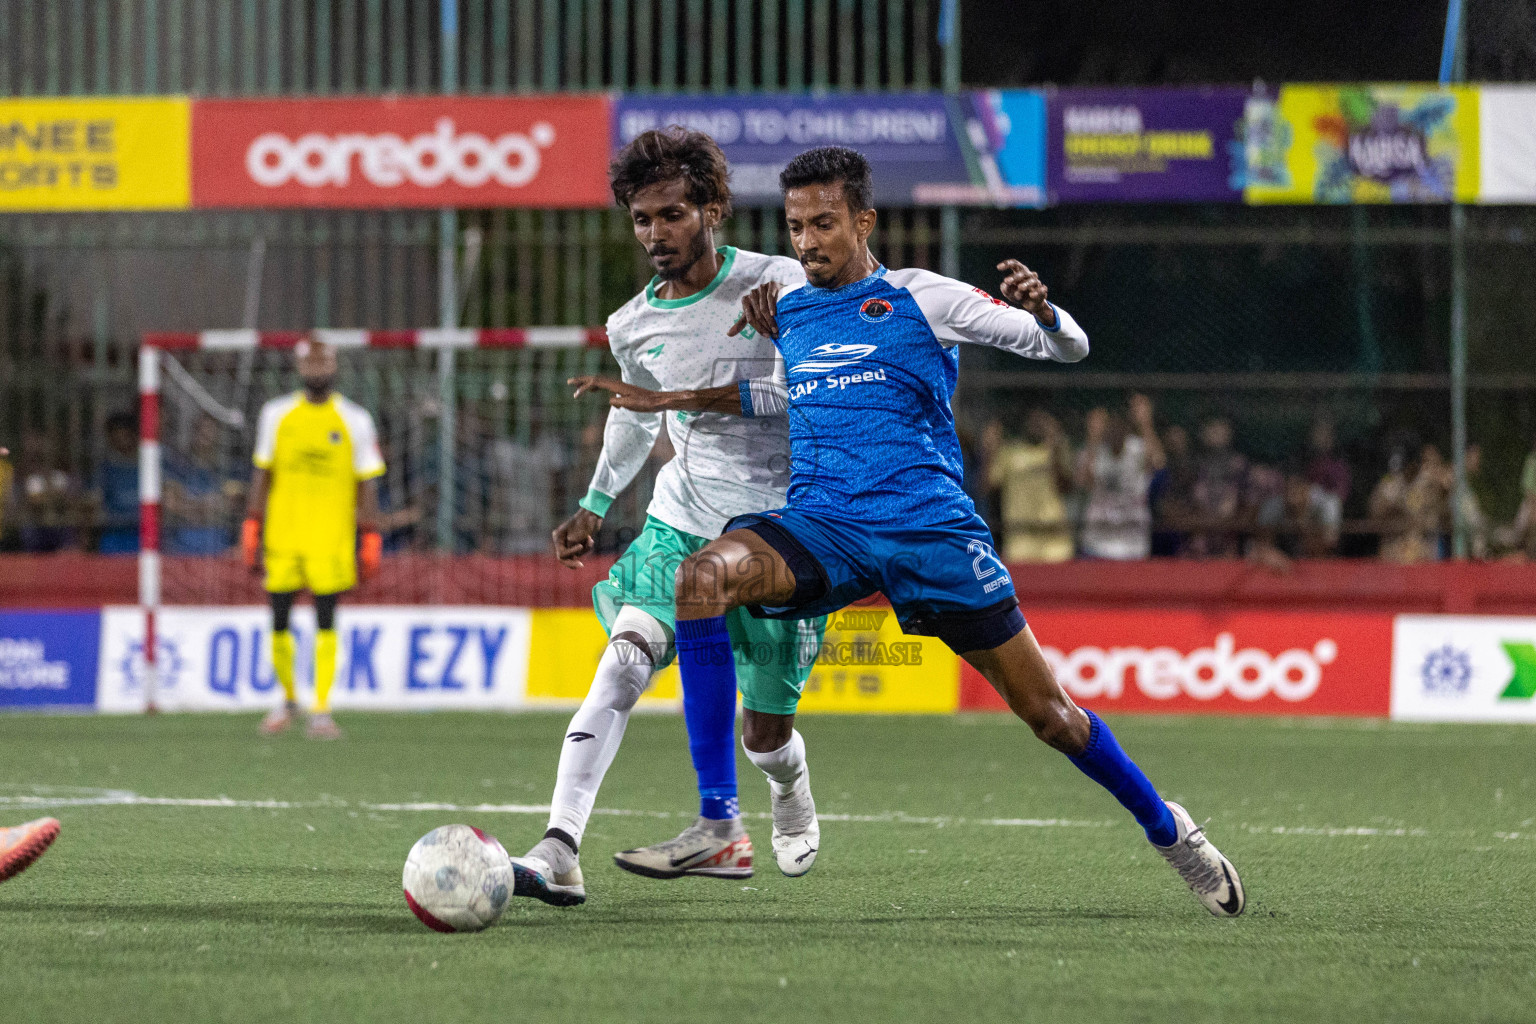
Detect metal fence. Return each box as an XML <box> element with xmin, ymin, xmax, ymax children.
<box><xmin>0</xmin><ymin>0</ymin><xmax>948</xmax><ymax>96</ymax></box>
<box><xmin>0</xmin><ymin>0</ymin><xmax>952</xmax><ymax>519</ymax></box>
<box><xmin>2</xmin><ymin>0</ymin><xmax>1531</xmax><ymax>563</ymax></box>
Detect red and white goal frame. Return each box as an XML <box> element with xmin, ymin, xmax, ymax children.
<box><xmin>136</xmin><ymin>327</ymin><xmax>606</xmax><ymax>710</ymax></box>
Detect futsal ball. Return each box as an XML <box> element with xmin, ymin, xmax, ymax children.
<box><xmin>402</xmin><ymin>824</ymin><xmax>512</xmax><ymax>932</ymax></box>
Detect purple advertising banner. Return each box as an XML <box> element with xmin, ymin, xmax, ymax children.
<box><xmin>614</xmin><ymin>93</ymin><xmax>978</xmax><ymax>207</ymax></box>
<box><xmin>1048</xmin><ymin>87</ymin><xmax>1251</xmax><ymax>203</ymax></box>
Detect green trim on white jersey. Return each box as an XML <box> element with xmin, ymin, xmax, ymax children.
<box><xmin>644</xmin><ymin>246</ymin><xmax>738</xmax><ymax>309</ymax></box>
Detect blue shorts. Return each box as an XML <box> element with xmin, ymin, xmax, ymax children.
<box><xmin>726</xmin><ymin>507</ymin><xmax>1026</xmax><ymax>654</ymax></box>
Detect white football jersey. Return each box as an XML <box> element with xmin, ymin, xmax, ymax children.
<box><xmin>586</xmin><ymin>246</ymin><xmax>804</xmax><ymax>538</ymax></box>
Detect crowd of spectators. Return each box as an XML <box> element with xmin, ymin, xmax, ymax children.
<box><xmin>8</xmin><ymin>396</ymin><xmax>1536</xmax><ymax>565</ymax></box>
<box><xmin>971</xmin><ymin>395</ymin><xmax>1536</xmax><ymax>566</ymax></box>
<box><xmin>0</xmin><ymin>414</ymin><xmax>250</xmax><ymax>557</ymax></box>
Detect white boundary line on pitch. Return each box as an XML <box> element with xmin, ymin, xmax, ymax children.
<box><xmin>0</xmin><ymin>790</ymin><xmax>1507</xmax><ymax>839</ymax></box>
<box><xmin>0</xmin><ymin>791</ymin><xmax>1108</xmax><ymax>828</ymax></box>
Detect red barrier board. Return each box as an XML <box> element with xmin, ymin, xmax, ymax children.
<box><xmin>960</xmin><ymin>609</ymin><xmax>1393</xmax><ymax>716</ymax></box>
<box><xmin>192</xmin><ymin>96</ymin><xmax>612</xmax><ymax>209</ymax></box>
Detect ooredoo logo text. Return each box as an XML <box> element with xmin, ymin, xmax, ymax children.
<box><xmin>245</xmin><ymin>118</ymin><xmax>556</xmax><ymax>190</ymax></box>
<box><xmin>191</xmin><ymin>96</ymin><xmax>613</xmax><ymax>209</ymax></box>
<box><xmin>1043</xmin><ymin>632</ymin><xmax>1339</xmax><ymax>702</ymax></box>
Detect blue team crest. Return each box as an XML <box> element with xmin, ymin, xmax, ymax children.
<box><xmin>790</xmin><ymin>343</ymin><xmax>877</xmax><ymax>374</ymax></box>
<box><xmin>859</xmin><ymin>297</ymin><xmax>894</xmax><ymax>323</ymax></box>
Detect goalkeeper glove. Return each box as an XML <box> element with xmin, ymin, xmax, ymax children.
<box><xmin>240</xmin><ymin>518</ymin><xmax>261</xmax><ymax>571</ymax></box>
<box><xmin>359</xmin><ymin>530</ymin><xmax>383</xmax><ymax>581</ymax></box>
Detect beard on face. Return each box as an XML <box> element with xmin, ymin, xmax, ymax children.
<box><xmin>301</xmin><ymin>373</ymin><xmax>336</xmax><ymax>395</ymax></box>
<box><xmin>651</xmin><ymin>225</ymin><xmax>711</xmax><ymax>281</ymax></box>
<box><xmin>800</xmin><ymin>252</ymin><xmax>836</xmax><ymax>286</ymax></box>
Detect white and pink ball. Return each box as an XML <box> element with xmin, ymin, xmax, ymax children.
<box><xmin>402</xmin><ymin>824</ymin><xmax>512</xmax><ymax>933</ymax></box>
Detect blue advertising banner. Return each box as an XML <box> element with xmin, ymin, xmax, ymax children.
<box><xmin>614</xmin><ymin>93</ymin><xmax>979</xmax><ymax>207</ymax></box>
<box><xmin>0</xmin><ymin>610</ymin><xmax>101</xmax><ymax>708</ymax></box>
<box><xmin>967</xmin><ymin>90</ymin><xmax>1048</xmax><ymax>207</ymax></box>
<box><xmin>1048</xmin><ymin>87</ymin><xmax>1252</xmax><ymax>203</ymax></box>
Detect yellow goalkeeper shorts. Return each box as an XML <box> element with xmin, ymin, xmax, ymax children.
<box><xmin>263</xmin><ymin>548</ymin><xmax>356</xmax><ymax>596</ymax></box>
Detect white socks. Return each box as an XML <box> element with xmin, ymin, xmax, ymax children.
<box><xmin>745</xmin><ymin>730</ymin><xmax>815</xmax><ymax>836</ymax></box>
<box><xmin>743</xmin><ymin>729</ymin><xmax>808</xmax><ymax>794</ymax></box>
<box><xmin>544</xmin><ymin>637</ymin><xmax>654</xmax><ymax>847</ymax></box>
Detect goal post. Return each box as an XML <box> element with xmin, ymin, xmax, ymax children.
<box><xmin>134</xmin><ymin>327</ymin><xmax>616</xmax><ymax>712</ymax></box>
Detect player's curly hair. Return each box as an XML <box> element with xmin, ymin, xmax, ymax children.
<box><xmin>778</xmin><ymin>146</ymin><xmax>874</xmax><ymax>213</ymax></box>
<box><xmin>609</xmin><ymin>127</ymin><xmax>733</xmax><ymax>217</ymax></box>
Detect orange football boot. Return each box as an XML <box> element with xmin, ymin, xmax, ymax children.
<box><xmin>0</xmin><ymin>818</ymin><xmax>60</xmax><ymax>883</ymax></box>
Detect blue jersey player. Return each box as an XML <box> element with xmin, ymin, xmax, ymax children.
<box><xmin>579</xmin><ymin>147</ymin><xmax>1245</xmax><ymax>916</ymax></box>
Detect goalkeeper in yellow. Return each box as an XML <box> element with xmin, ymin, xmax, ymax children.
<box><xmin>242</xmin><ymin>336</ymin><xmax>384</xmax><ymax>740</ymax></box>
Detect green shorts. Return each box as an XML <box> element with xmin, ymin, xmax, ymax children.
<box><xmin>593</xmin><ymin>516</ymin><xmax>825</xmax><ymax>716</ymax></box>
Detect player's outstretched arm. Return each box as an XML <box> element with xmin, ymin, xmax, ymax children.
<box><xmin>241</xmin><ymin>468</ymin><xmax>270</xmax><ymax>572</ymax></box>
<box><xmin>244</xmin><ymin>468</ymin><xmax>269</xmax><ymax>521</ymax></box>
<box><xmin>899</xmin><ymin>263</ymin><xmax>1088</xmax><ymax>362</ymax></box>
<box><xmin>356</xmin><ymin>478</ymin><xmax>383</xmax><ymax>580</ymax></box>
<box><xmin>562</xmin><ymin>332</ymin><xmax>667</xmax><ymax>565</ymax></box>
<box><xmin>569</xmin><ymin>375</ymin><xmax>747</xmax><ymax>415</ymax></box>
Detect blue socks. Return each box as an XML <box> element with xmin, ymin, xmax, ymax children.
<box><xmin>674</xmin><ymin>615</ymin><xmax>739</xmax><ymax>820</ymax></box>
<box><xmin>1067</xmin><ymin>709</ymin><xmax>1178</xmax><ymax>847</ymax></box>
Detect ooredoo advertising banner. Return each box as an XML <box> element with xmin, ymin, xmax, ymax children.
<box><xmin>0</xmin><ymin>610</ymin><xmax>101</xmax><ymax>708</ymax></box>
<box><xmin>1478</xmin><ymin>86</ymin><xmax>1536</xmax><ymax>204</ymax></box>
<box><xmin>1048</xmin><ymin>87</ymin><xmax>1250</xmax><ymax>203</ymax></box>
<box><xmin>97</xmin><ymin>606</ymin><xmax>532</xmax><ymax>712</ymax></box>
<box><xmin>613</xmin><ymin>93</ymin><xmax>976</xmax><ymax>207</ymax></box>
<box><xmin>191</xmin><ymin>96</ymin><xmax>612</xmax><ymax>209</ymax></box>
<box><xmin>1245</xmin><ymin>84</ymin><xmax>1479</xmax><ymax>204</ymax></box>
<box><xmin>1392</xmin><ymin>615</ymin><xmax>1536</xmax><ymax>723</ymax></box>
<box><xmin>961</xmin><ymin>610</ymin><xmax>1392</xmax><ymax>716</ymax></box>
<box><xmin>0</xmin><ymin>97</ymin><xmax>190</xmax><ymax>210</ymax></box>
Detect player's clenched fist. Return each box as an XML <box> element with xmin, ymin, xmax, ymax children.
<box><xmin>997</xmin><ymin>259</ymin><xmax>1058</xmax><ymax>327</ymax></box>
<box><xmin>552</xmin><ymin>507</ymin><xmax>602</xmax><ymax>569</ymax></box>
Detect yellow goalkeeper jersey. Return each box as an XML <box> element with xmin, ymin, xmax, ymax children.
<box><xmin>253</xmin><ymin>392</ymin><xmax>385</xmax><ymax>557</ymax></box>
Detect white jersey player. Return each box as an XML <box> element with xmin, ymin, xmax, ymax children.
<box><xmin>510</xmin><ymin>128</ymin><xmax>827</xmax><ymax>907</ymax></box>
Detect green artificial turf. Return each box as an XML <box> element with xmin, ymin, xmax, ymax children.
<box><xmin>0</xmin><ymin>712</ymin><xmax>1532</xmax><ymax>1023</ymax></box>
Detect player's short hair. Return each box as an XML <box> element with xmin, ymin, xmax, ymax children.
<box><xmin>779</xmin><ymin>146</ymin><xmax>874</xmax><ymax>214</ymax></box>
<box><xmin>609</xmin><ymin>127</ymin><xmax>733</xmax><ymax>217</ymax></box>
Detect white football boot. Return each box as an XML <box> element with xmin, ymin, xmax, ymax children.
<box><xmin>613</xmin><ymin>817</ymin><xmax>753</xmax><ymax>880</ymax></box>
<box><xmin>769</xmin><ymin>767</ymin><xmax>820</xmax><ymax>877</ymax></box>
<box><xmin>510</xmin><ymin>836</ymin><xmax>587</xmax><ymax>907</ymax></box>
<box><xmin>1155</xmin><ymin>800</ymin><xmax>1245</xmax><ymax>917</ymax></box>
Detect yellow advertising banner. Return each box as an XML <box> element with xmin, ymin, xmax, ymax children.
<box><xmin>526</xmin><ymin>609</ymin><xmax>682</xmax><ymax>707</ymax></box>
<box><xmin>796</xmin><ymin>607</ymin><xmax>958</xmax><ymax>713</ymax></box>
<box><xmin>525</xmin><ymin>607</ymin><xmax>958</xmax><ymax>714</ymax></box>
<box><xmin>1245</xmin><ymin>84</ymin><xmax>1479</xmax><ymax>204</ymax></box>
<box><xmin>0</xmin><ymin>97</ymin><xmax>190</xmax><ymax>210</ymax></box>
